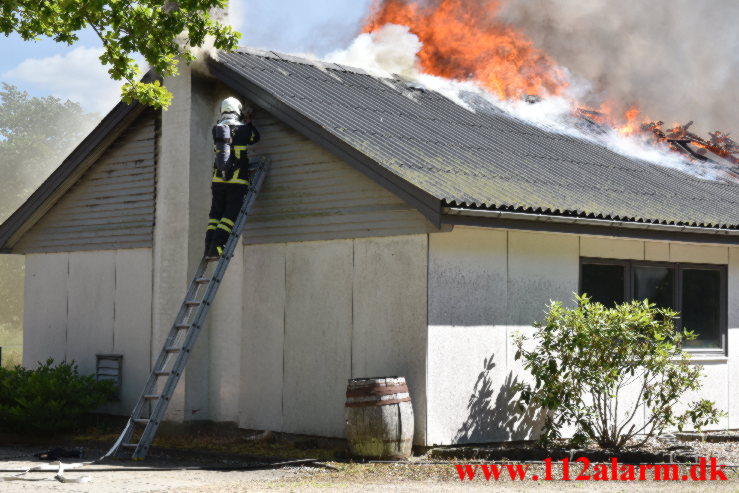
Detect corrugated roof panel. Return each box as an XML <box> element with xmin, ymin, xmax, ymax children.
<box><xmin>217</xmin><ymin>49</ymin><xmax>739</xmax><ymax>229</ymax></box>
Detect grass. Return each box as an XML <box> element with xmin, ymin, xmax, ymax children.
<box><xmin>70</xmin><ymin>417</ymin><xmax>346</xmax><ymax>461</ymax></box>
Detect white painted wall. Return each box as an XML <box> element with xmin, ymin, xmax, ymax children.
<box><xmin>426</xmin><ymin>229</ymin><xmax>579</xmax><ymax>445</ymax></box>
<box><xmin>426</xmin><ymin>228</ymin><xmax>737</xmax><ymax>445</ymax></box>
<box><xmin>24</xmin><ymin>253</ymin><xmax>69</xmax><ymax>367</ymax></box>
<box><xmin>427</xmin><ymin>228</ymin><xmax>509</xmax><ymax>445</ymax></box>
<box><xmin>239</xmin><ymin>235</ymin><xmax>429</xmax><ymax>443</ymax></box>
<box><xmin>240</xmin><ymin>243</ymin><xmax>286</xmax><ymax>432</ymax></box>
<box><xmin>66</xmin><ymin>251</ymin><xmax>116</xmax><ymax>376</ymax></box>
<box><xmin>20</xmin><ymin>226</ymin><xmax>738</xmax><ymax>446</ymax></box>
<box><xmin>283</xmin><ymin>240</ymin><xmax>353</xmax><ymax>437</ymax></box>
<box><xmin>352</xmin><ymin>235</ymin><xmax>428</xmax><ymax>444</ymax></box>
<box><xmin>23</xmin><ymin>249</ymin><xmax>152</xmax><ymax>415</ymax></box>
<box><xmin>208</xmin><ymin>245</ymin><xmax>244</xmax><ymax>423</ymax></box>
<box><xmin>113</xmin><ymin>249</ymin><xmax>154</xmax><ymax>411</ymax></box>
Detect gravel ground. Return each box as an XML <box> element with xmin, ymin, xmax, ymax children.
<box><xmin>4</xmin><ymin>439</ymin><xmax>739</xmax><ymax>493</ymax></box>
<box><xmin>0</xmin><ymin>446</ymin><xmax>300</xmax><ymax>493</ymax></box>
<box><xmin>160</xmin><ymin>461</ymin><xmax>739</xmax><ymax>492</ymax></box>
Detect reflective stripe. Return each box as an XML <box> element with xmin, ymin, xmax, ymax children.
<box><xmin>208</xmin><ymin>219</ymin><xmax>219</xmax><ymax>224</ymax></box>
<box><xmin>212</xmin><ymin>169</ymin><xmax>225</xmax><ymax>183</ymax></box>
<box><xmin>220</xmin><ymin>217</ymin><xmax>235</xmax><ymax>227</ymax></box>
<box><xmin>217</xmin><ymin>224</ymin><xmax>232</xmax><ymax>233</ymax></box>
<box><xmin>206</xmin><ymin>225</ymin><xmax>217</xmax><ymax>231</ymax></box>
<box><xmin>233</xmin><ymin>145</ymin><xmax>247</xmax><ymax>159</ymax></box>
<box><xmin>212</xmin><ymin>167</ymin><xmax>249</xmax><ymax>185</ymax></box>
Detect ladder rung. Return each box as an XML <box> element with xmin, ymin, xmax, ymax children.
<box><xmin>185</xmin><ymin>300</ymin><xmax>201</xmax><ymax>307</ymax></box>
<box><xmin>164</xmin><ymin>347</ymin><xmax>181</xmax><ymax>353</ymax></box>
<box><xmin>144</xmin><ymin>394</ymin><xmax>161</xmax><ymax>400</ymax></box>
<box><xmin>134</xmin><ymin>419</ymin><xmax>150</xmax><ymax>425</ymax></box>
<box><xmin>121</xmin><ymin>443</ymin><xmax>138</xmax><ymax>449</ymax></box>
<box><xmin>175</xmin><ymin>324</ymin><xmax>190</xmax><ymax>330</ymax></box>
<box><xmin>195</xmin><ymin>277</ymin><xmax>210</xmax><ymax>284</ymax></box>
<box><xmin>154</xmin><ymin>371</ymin><xmax>171</xmax><ymax>377</ymax></box>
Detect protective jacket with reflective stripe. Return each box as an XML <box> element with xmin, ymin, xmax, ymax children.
<box><xmin>212</xmin><ymin>122</ymin><xmax>260</xmax><ymax>184</ymax></box>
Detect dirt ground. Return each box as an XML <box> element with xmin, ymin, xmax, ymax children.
<box><xmin>0</xmin><ymin>446</ymin><xmax>302</xmax><ymax>493</ymax></box>
<box><xmin>165</xmin><ymin>462</ymin><xmax>739</xmax><ymax>493</ymax></box>
<box><xmin>3</xmin><ymin>447</ymin><xmax>739</xmax><ymax>493</ymax></box>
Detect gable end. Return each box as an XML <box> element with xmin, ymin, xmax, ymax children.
<box><xmin>13</xmin><ymin>111</ymin><xmax>158</xmax><ymax>253</ymax></box>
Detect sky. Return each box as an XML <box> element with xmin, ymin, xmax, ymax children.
<box><xmin>1</xmin><ymin>0</ymin><xmax>735</xmax><ymax>137</ymax></box>
<box><xmin>0</xmin><ymin>0</ymin><xmax>372</xmax><ymax>114</ymax></box>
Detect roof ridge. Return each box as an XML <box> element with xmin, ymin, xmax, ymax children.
<box><xmin>233</xmin><ymin>46</ymin><xmax>402</xmax><ymax>81</ymax></box>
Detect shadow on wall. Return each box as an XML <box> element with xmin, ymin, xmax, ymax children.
<box><xmin>454</xmin><ymin>354</ymin><xmax>545</xmax><ymax>444</ymax></box>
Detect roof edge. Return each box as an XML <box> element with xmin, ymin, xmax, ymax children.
<box><xmin>443</xmin><ymin>207</ymin><xmax>739</xmax><ymax>245</ymax></box>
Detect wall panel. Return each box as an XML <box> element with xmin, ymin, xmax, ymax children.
<box><xmin>22</xmin><ymin>253</ymin><xmax>69</xmax><ymax>367</ymax></box>
<box><xmin>353</xmin><ymin>235</ymin><xmax>428</xmax><ymax>444</ymax></box>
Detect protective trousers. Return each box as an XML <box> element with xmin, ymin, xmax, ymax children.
<box><xmin>205</xmin><ymin>182</ymin><xmax>248</xmax><ymax>251</ymax></box>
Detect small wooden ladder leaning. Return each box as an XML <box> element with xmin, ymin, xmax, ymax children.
<box><xmin>105</xmin><ymin>156</ymin><xmax>271</xmax><ymax>460</ymax></box>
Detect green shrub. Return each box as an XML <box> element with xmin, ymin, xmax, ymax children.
<box><xmin>514</xmin><ymin>294</ymin><xmax>724</xmax><ymax>449</ymax></box>
<box><xmin>0</xmin><ymin>359</ymin><xmax>117</xmax><ymax>434</ymax></box>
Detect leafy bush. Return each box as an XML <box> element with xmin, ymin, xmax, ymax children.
<box><xmin>514</xmin><ymin>294</ymin><xmax>724</xmax><ymax>449</ymax></box>
<box><xmin>0</xmin><ymin>359</ymin><xmax>117</xmax><ymax>434</ymax></box>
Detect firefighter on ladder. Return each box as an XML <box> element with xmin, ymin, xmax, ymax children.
<box><xmin>205</xmin><ymin>97</ymin><xmax>260</xmax><ymax>259</ymax></box>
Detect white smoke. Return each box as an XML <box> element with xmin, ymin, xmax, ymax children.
<box><xmin>327</xmin><ymin>24</ymin><xmax>422</xmax><ymax>79</ymax></box>
<box><xmin>324</xmin><ymin>24</ymin><xmax>709</xmax><ymax>178</ymax></box>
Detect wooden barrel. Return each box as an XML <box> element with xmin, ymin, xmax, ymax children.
<box><xmin>345</xmin><ymin>376</ymin><xmax>414</xmax><ymax>459</ymax></box>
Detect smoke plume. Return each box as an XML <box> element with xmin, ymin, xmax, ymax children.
<box><xmin>495</xmin><ymin>0</ymin><xmax>739</xmax><ymax>137</ymax></box>
<box><xmin>327</xmin><ymin>24</ymin><xmax>422</xmax><ymax>79</ymax></box>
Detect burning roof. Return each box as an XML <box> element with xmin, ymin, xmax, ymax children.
<box><xmin>212</xmin><ymin>48</ymin><xmax>739</xmax><ymax>230</ymax></box>
<box><xmin>363</xmin><ymin>0</ymin><xmax>569</xmax><ymax>101</ymax></box>
<box><xmin>569</xmin><ymin>108</ymin><xmax>739</xmax><ymax>182</ymax></box>
<box><xmin>362</xmin><ymin>0</ymin><xmax>738</xmax><ymax>176</ymax></box>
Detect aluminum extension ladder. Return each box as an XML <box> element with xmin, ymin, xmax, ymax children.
<box><xmin>105</xmin><ymin>156</ymin><xmax>271</xmax><ymax>460</ymax></box>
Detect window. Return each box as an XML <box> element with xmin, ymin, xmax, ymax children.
<box><xmin>580</xmin><ymin>259</ymin><xmax>727</xmax><ymax>353</ymax></box>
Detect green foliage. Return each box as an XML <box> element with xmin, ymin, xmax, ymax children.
<box><xmin>514</xmin><ymin>294</ymin><xmax>724</xmax><ymax>450</ymax></box>
<box><xmin>0</xmin><ymin>83</ymin><xmax>99</xmax><ymax>215</ymax></box>
<box><xmin>0</xmin><ymin>1</ymin><xmax>241</xmax><ymax>108</ymax></box>
<box><xmin>0</xmin><ymin>359</ymin><xmax>116</xmax><ymax>434</ymax></box>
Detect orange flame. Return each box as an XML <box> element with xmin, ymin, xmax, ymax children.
<box><xmin>363</xmin><ymin>0</ymin><xmax>569</xmax><ymax>100</ymax></box>
<box><xmin>362</xmin><ymin>0</ymin><xmax>739</xmax><ymax>167</ymax></box>
<box><xmin>617</xmin><ymin>107</ymin><xmax>643</xmax><ymax>136</ymax></box>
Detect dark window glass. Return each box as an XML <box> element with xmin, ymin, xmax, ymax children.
<box><xmin>581</xmin><ymin>263</ymin><xmax>625</xmax><ymax>306</ymax></box>
<box><xmin>634</xmin><ymin>265</ymin><xmax>674</xmax><ymax>309</ymax></box>
<box><xmin>682</xmin><ymin>269</ymin><xmax>722</xmax><ymax>349</ymax></box>
<box><xmin>581</xmin><ymin>259</ymin><xmax>726</xmax><ymax>353</ymax></box>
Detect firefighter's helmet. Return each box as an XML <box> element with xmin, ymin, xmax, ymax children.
<box><xmin>220</xmin><ymin>97</ymin><xmax>242</xmax><ymax>116</ymax></box>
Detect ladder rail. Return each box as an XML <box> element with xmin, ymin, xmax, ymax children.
<box><xmin>110</xmin><ymin>258</ymin><xmax>210</xmax><ymax>453</ymax></box>
<box><xmin>106</xmin><ymin>156</ymin><xmax>271</xmax><ymax>460</ymax></box>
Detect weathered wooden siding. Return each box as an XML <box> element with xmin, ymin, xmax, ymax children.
<box><xmin>15</xmin><ymin>112</ymin><xmax>157</xmax><ymax>253</ymax></box>
<box><xmin>244</xmin><ymin>112</ymin><xmax>436</xmax><ymax>244</ymax></box>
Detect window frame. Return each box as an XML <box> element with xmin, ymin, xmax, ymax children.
<box><xmin>579</xmin><ymin>258</ymin><xmax>728</xmax><ymax>356</ymax></box>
